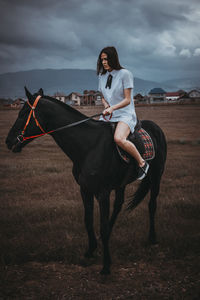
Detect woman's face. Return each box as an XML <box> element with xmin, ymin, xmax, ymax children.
<box><xmin>101</xmin><ymin>53</ymin><xmax>112</xmax><ymax>72</ymax></box>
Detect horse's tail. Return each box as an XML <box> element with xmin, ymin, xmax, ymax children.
<box><xmin>126</xmin><ymin>176</ymin><xmax>150</xmax><ymax>210</ymax></box>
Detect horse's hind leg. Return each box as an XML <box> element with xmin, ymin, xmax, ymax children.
<box><xmin>80</xmin><ymin>187</ymin><xmax>97</xmax><ymax>258</ymax></box>
<box><xmin>148</xmin><ymin>173</ymin><xmax>162</xmax><ymax>244</ymax></box>
<box><xmin>109</xmin><ymin>187</ymin><xmax>125</xmax><ymax>235</ymax></box>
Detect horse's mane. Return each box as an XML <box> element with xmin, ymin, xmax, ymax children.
<box><xmin>40</xmin><ymin>94</ymin><xmax>109</xmax><ymax>130</ymax></box>
<box><xmin>43</xmin><ymin>95</ymin><xmax>87</xmax><ymax>119</ymax></box>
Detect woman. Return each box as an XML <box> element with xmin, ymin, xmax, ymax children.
<box><xmin>97</xmin><ymin>46</ymin><xmax>149</xmax><ymax>180</ymax></box>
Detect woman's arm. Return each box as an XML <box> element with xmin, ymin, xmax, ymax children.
<box><xmin>101</xmin><ymin>96</ymin><xmax>110</xmax><ymax>109</ymax></box>
<box><xmin>103</xmin><ymin>88</ymin><xmax>131</xmax><ymax>115</ymax></box>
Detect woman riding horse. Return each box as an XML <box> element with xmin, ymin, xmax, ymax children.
<box><xmin>97</xmin><ymin>46</ymin><xmax>149</xmax><ymax>180</ymax></box>
<box><xmin>6</xmin><ymin>82</ymin><xmax>167</xmax><ymax>275</ymax></box>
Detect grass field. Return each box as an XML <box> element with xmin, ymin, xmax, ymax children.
<box><xmin>0</xmin><ymin>104</ymin><xmax>200</xmax><ymax>299</ymax></box>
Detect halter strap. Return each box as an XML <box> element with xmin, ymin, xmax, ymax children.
<box><xmin>21</xmin><ymin>95</ymin><xmax>45</xmax><ymax>135</ymax></box>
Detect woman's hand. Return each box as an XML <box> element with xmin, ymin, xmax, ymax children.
<box><xmin>103</xmin><ymin>106</ymin><xmax>114</xmax><ymax>116</ymax></box>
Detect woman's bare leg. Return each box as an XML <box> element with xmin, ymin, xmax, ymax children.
<box><xmin>114</xmin><ymin>121</ymin><xmax>145</xmax><ymax>167</ymax></box>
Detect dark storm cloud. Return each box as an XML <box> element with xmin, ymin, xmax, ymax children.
<box><xmin>141</xmin><ymin>1</ymin><xmax>190</xmax><ymax>27</ymax></box>
<box><xmin>0</xmin><ymin>0</ymin><xmax>200</xmax><ymax>80</ymax></box>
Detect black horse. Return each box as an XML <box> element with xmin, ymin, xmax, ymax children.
<box><xmin>6</xmin><ymin>88</ymin><xmax>167</xmax><ymax>275</ymax></box>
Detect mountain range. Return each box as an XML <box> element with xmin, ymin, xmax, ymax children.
<box><xmin>0</xmin><ymin>69</ymin><xmax>199</xmax><ymax>99</ymax></box>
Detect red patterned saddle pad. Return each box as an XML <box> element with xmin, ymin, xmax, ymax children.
<box><xmin>138</xmin><ymin>128</ymin><xmax>155</xmax><ymax>161</ymax></box>
<box><xmin>116</xmin><ymin>128</ymin><xmax>155</xmax><ymax>163</ymax></box>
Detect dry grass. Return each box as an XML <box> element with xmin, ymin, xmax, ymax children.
<box><xmin>0</xmin><ymin>105</ymin><xmax>200</xmax><ymax>299</ymax></box>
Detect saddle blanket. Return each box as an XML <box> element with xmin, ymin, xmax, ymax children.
<box><xmin>117</xmin><ymin>128</ymin><xmax>155</xmax><ymax>164</ymax></box>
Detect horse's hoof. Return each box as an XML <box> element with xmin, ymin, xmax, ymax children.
<box><xmin>79</xmin><ymin>257</ymin><xmax>95</xmax><ymax>267</ymax></box>
<box><xmin>148</xmin><ymin>234</ymin><xmax>158</xmax><ymax>245</ymax></box>
<box><xmin>100</xmin><ymin>268</ymin><xmax>110</xmax><ymax>275</ymax></box>
<box><xmin>149</xmin><ymin>238</ymin><xmax>158</xmax><ymax>245</ymax></box>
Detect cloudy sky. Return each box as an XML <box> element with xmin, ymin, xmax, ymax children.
<box><xmin>1</xmin><ymin>0</ymin><xmax>200</xmax><ymax>81</ymax></box>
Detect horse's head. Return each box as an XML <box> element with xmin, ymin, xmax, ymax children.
<box><xmin>5</xmin><ymin>87</ymin><xmax>45</xmax><ymax>153</ymax></box>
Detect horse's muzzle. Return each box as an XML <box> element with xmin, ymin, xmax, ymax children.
<box><xmin>5</xmin><ymin>137</ymin><xmax>22</xmax><ymax>153</ymax></box>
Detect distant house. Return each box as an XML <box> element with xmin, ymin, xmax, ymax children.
<box><xmin>54</xmin><ymin>92</ymin><xmax>68</xmax><ymax>103</ymax></box>
<box><xmin>67</xmin><ymin>92</ymin><xmax>82</xmax><ymax>106</ymax></box>
<box><xmin>148</xmin><ymin>88</ymin><xmax>166</xmax><ymax>103</ymax></box>
<box><xmin>0</xmin><ymin>98</ymin><xmax>12</xmax><ymax>107</ymax></box>
<box><xmin>179</xmin><ymin>89</ymin><xmax>200</xmax><ymax>104</ymax></box>
<box><xmin>11</xmin><ymin>99</ymin><xmax>21</xmax><ymax>108</ymax></box>
<box><xmin>165</xmin><ymin>91</ymin><xmax>183</xmax><ymax>102</ymax></box>
<box><xmin>82</xmin><ymin>90</ymin><xmax>101</xmax><ymax>106</ymax></box>
<box><xmin>134</xmin><ymin>93</ymin><xmax>146</xmax><ymax>104</ymax></box>
<box><xmin>188</xmin><ymin>89</ymin><xmax>200</xmax><ymax>100</ymax></box>
<box><xmin>95</xmin><ymin>92</ymin><xmax>102</xmax><ymax>106</ymax></box>
<box><xmin>0</xmin><ymin>98</ymin><xmax>24</xmax><ymax>109</ymax></box>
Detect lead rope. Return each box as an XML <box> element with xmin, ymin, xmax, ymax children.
<box><xmin>17</xmin><ymin>111</ymin><xmax>104</xmax><ymax>143</ymax></box>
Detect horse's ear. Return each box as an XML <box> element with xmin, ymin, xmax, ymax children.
<box><xmin>37</xmin><ymin>88</ymin><xmax>44</xmax><ymax>97</ymax></box>
<box><xmin>24</xmin><ymin>86</ymin><xmax>33</xmax><ymax>102</ymax></box>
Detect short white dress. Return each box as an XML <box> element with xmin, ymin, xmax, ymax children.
<box><xmin>98</xmin><ymin>68</ymin><xmax>137</xmax><ymax>133</ymax></box>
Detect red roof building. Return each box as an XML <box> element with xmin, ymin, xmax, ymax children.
<box><xmin>165</xmin><ymin>91</ymin><xmax>183</xmax><ymax>102</ymax></box>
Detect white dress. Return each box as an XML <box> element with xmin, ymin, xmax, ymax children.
<box><xmin>98</xmin><ymin>68</ymin><xmax>137</xmax><ymax>133</ymax></box>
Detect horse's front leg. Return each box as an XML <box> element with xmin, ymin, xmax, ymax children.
<box><xmin>109</xmin><ymin>187</ymin><xmax>125</xmax><ymax>236</ymax></box>
<box><xmin>96</xmin><ymin>190</ymin><xmax>111</xmax><ymax>275</ymax></box>
<box><xmin>80</xmin><ymin>186</ymin><xmax>97</xmax><ymax>258</ymax></box>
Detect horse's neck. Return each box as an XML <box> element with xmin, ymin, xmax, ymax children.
<box><xmin>42</xmin><ymin>100</ymin><xmax>101</xmax><ymax>163</ymax></box>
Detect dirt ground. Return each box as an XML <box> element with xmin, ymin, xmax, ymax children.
<box><xmin>1</xmin><ymin>255</ymin><xmax>199</xmax><ymax>300</ymax></box>
<box><xmin>0</xmin><ymin>104</ymin><xmax>200</xmax><ymax>299</ymax></box>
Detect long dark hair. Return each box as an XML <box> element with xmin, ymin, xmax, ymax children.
<box><xmin>97</xmin><ymin>46</ymin><xmax>123</xmax><ymax>75</ymax></box>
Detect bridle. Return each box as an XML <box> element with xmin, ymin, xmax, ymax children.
<box><xmin>17</xmin><ymin>95</ymin><xmax>47</xmax><ymax>143</ymax></box>
<box><xmin>17</xmin><ymin>95</ymin><xmax>112</xmax><ymax>143</ymax></box>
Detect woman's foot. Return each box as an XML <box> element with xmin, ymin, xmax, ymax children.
<box><xmin>137</xmin><ymin>161</ymin><xmax>149</xmax><ymax>180</ymax></box>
